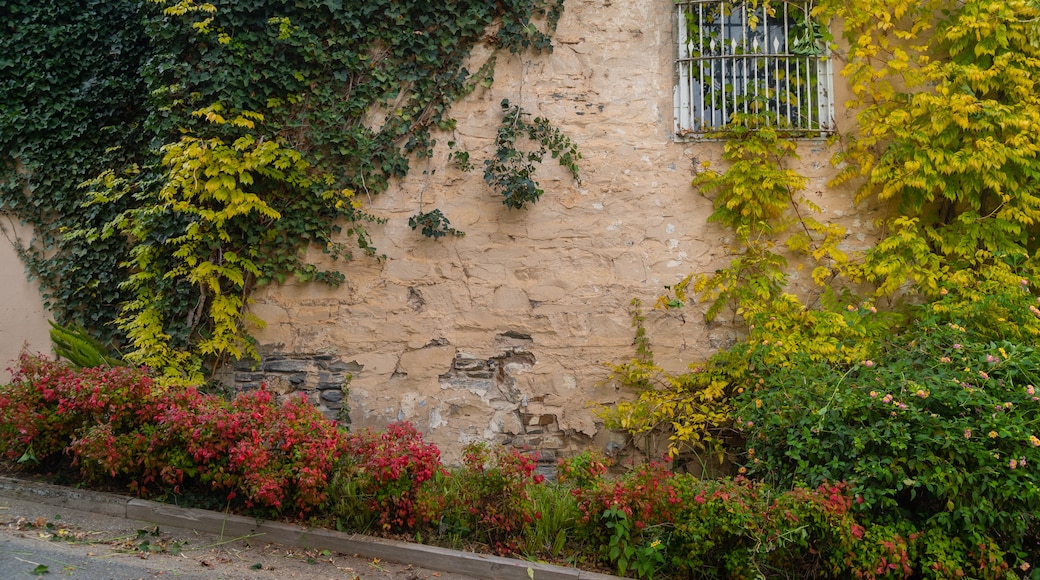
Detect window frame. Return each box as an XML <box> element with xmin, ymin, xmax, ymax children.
<box><xmin>673</xmin><ymin>0</ymin><xmax>835</xmax><ymax>140</ymax></box>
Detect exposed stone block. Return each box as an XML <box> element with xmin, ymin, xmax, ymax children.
<box><xmin>523</xmin><ymin>413</ymin><xmax>557</xmax><ymax>427</ymax></box>
<box><xmin>451</xmin><ymin>355</ymin><xmax>487</xmax><ymax>372</ymax></box>
<box><xmin>265</xmin><ymin>376</ymin><xmax>295</xmax><ymax>395</ymax></box>
<box><xmin>493</xmin><ymin>331</ymin><xmax>533</xmax><ymax>353</ymax></box>
<box><xmin>323</xmin><ymin>360</ymin><xmax>364</xmax><ymax>373</ymax></box>
<box><xmin>263</xmin><ymin>359</ymin><xmax>309</xmax><ymax>373</ymax></box>
<box><xmin>320</xmin><ymin>390</ymin><xmax>344</xmax><ymax>403</ymax></box>
<box><xmin>233</xmin><ymin>359</ymin><xmax>259</xmax><ymax>372</ymax></box>
<box><xmin>512</xmin><ymin>434</ymin><xmax>564</xmax><ymax>450</ymax></box>
<box><xmin>235</xmin><ymin>372</ymin><xmax>266</xmax><ymax>383</ymax></box>
<box><xmin>440</xmin><ymin>376</ymin><xmax>494</xmax><ymax>392</ymax></box>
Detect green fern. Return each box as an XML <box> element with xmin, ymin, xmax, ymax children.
<box><xmin>48</xmin><ymin>320</ymin><xmax>125</xmax><ymax>369</ymax></box>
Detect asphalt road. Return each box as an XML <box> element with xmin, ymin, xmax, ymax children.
<box><xmin>0</xmin><ymin>495</ymin><xmax>472</xmax><ymax>579</ymax></box>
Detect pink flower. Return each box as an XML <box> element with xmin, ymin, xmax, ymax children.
<box><xmin>1028</xmin><ymin>385</ymin><xmax>1035</xmax><ymax>396</ymax></box>
<box><xmin>1010</xmin><ymin>458</ymin><xmax>1018</xmax><ymax>469</ymax></box>
<box><xmin>953</xmin><ymin>343</ymin><xmax>962</xmax><ymax>350</ymax></box>
<box><xmin>964</xmin><ymin>429</ymin><xmax>972</xmax><ymax>439</ymax></box>
<box><xmin>940</xmin><ymin>357</ymin><xmax>951</xmax><ymax>363</ymax></box>
<box><xmin>863</xmin><ymin>360</ymin><xmax>875</xmax><ymax>368</ymax></box>
<box><xmin>869</xmin><ymin>391</ymin><xmax>878</xmax><ymax>398</ymax></box>
<box><xmin>979</xmin><ymin>371</ymin><xmax>989</xmax><ymax>380</ymax></box>
<box><xmin>882</xmin><ymin>394</ymin><xmax>893</xmax><ymax>404</ymax></box>
<box><xmin>986</xmin><ymin>354</ymin><xmax>999</xmax><ymax>364</ymax></box>
<box><xmin>916</xmin><ymin>389</ymin><xmax>928</xmax><ymax>399</ymax></box>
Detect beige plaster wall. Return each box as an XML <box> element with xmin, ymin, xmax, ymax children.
<box><xmin>0</xmin><ymin>218</ymin><xmax>51</xmax><ymax>382</ymax></box>
<box><xmin>247</xmin><ymin>0</ymin><xmax>879</xmax><ymax>462</ymax></box>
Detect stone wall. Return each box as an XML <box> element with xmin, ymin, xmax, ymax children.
<box><xmin>242</xmin><ymin>0</ymin><xmax>880</xmax><ymax>462</ymax></box>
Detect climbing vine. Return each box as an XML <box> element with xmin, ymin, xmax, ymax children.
<box><xmin>2</xmin><ymin>0</ymin><xmax>575</xmax><ymax>378</ymax></box>
<box><xmin>484</xmin><ymin>99</ymin><xmax>582</xmax><ymax>210</ymax></box>
<box><xmin>408</xmin><ymin>209</ymin><xmax>464</xmax><ymax>240</ymax></box>
<box><xmin>607</xmin><ymin>0</ymin><xmax>1040</xmax><ymax>457</ymax></box>
<box><xmin>831</xmin><ymin>0</ymin><xmax>1040</xmax><ymax>295</ymax></box>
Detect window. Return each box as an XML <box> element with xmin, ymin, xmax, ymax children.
<box><xmin>674</xmin><ymin>1</ymin><xmax>834</xmax><ymax>138</ymax></box>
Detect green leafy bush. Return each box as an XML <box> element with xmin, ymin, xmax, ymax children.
<box><xmin>48</xmin><ymin>321</ymin><xmax>126</xmax><ymax>369</ymax></box>
<box><xmin>735</xmin><ymin>283</ymin><xmax>1040</xmax><ymax>569</ymax></box>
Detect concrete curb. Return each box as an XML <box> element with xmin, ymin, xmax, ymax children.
<box><xmin>0</xmin><ymin>476</ymin><xmax>619</xmax><ymax>580</ymax></box>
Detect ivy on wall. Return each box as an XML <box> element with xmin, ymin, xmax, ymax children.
<box><xmin>1</xmin><ymin>0</ymin><xmax>576</xmax><ymax>378</ymax></box>
<box><xmin>484</xmin><ymin>99</ymin><xmax>581</xmax><ymax>210</ymax></box>
<box><xmin>0</xmin><ymin>0</ymin><xmax>153</xmax><ymax>343</ymax></box>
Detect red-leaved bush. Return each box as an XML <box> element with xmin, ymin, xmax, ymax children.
<box><xmin>0</xmin><ymin>354</ymin><xmax>160</xmax><ymax>462</ymax></box>
<box><xmin>334</xmin><ymin>422</ymin><xmax>444</xmax><ymax>532</ymax></box>
<box><xmin>443</xmin><ymin>442</ymin><xmax>546</xmax><ymax>554</ymax></box>
<box><xmin>1</xmin><ymin>354</ymin><xmax>345</xmax><ymax>515</ymax></box>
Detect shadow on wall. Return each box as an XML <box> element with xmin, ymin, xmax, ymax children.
<box><xmin>0</xmin><ymin>221</ymin><xmax>51</xmax><ymax>382</ymax></box>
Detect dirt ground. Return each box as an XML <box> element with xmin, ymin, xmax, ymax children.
<box><xmin>0</xmin><ymin>495</ymin><xmax>481</xmax><ymax>579</ymax></box>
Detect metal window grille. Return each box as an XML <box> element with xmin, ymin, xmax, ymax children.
<box><xmin>674</xmin><ymin>0</ymin><xmax>834</xmax><ymax>138</ymax></box>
